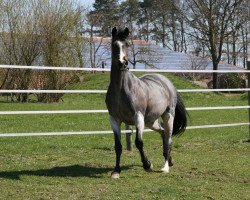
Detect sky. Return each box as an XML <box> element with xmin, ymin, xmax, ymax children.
<box><xmin>80</xmin><ymin>0</ymin><xmax>95</xmax><ymax>8</ymax></box>
<box><xmin>80</xmin><ymin>0</ymin><xmax>124</xmax><ymax>8</ymax></box>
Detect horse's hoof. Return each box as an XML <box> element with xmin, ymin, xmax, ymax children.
<box><xmin>161</xmin><ymin>166</ymin><xmax>170</xmax><ymax>173</ymax></box>
<box><xmin>145</xmin><ymin>163</ymin><xmax>153</xmax><ymax>172</ymax></box>
<box><xmin>111</xmin><ymin>172</ymin><xmax>120</xmax><ymax>179</ymax></box>
<box><xmin>169</xmin><ymin>157</ymin><xmax>174</xmax><ymax>167</ymax></box>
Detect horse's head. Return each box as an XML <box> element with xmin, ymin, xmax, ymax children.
<box><xmin>111</xmin><ymin>27</ymin><xmax>129</xmax><ymax>70</ymax></box>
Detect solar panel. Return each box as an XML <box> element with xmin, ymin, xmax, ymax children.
<box><xmin>88</xmin><ymin>42</ymin><xmax>244</xmax><ymax>71</ymax></box>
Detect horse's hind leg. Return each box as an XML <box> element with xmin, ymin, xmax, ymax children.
<box><xmin>134</xmin><ymin>112</ymin><xmax>153</xmax><ymax>171</ymax></box>
<box><xmin>161</xmin><ymin>111</ymin><xmax>174</xmax><ymax>173</ymax></box>
<box><xmin>109</xmin><ymin>115</ymin><xmax>122</xmax><ymax>179</ymax></box>
<box><xmin>147</xmin><ymin>119</ymin><xmax>164</xmax><ymax>134</ymax></box>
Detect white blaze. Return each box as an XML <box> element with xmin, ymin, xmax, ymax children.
<box><xmin>117</xmin><ymin>41</ymin><xmax>125</xmax><ymax>64</ymax></box>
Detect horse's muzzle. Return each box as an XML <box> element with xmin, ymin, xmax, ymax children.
<box><xmin>118</xmin><ymin>59</ymin><xmax>129</xmax><ymax>70</ymax></box>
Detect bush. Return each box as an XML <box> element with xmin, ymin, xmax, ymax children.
<box><xmin>217</xmin><ymin>73</ymin><xmax>245</xmax><ymax>89</ymax></box>
<box><xmin>35</xmin><ymin>71</ymin><xmax>80</xmax><ymax>103</ymax></box>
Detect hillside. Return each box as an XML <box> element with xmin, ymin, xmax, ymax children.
<box><xmin>0</xmin><ymin>72</ymin><xmax>248</xmax><ymax>133</ymax></box>
<box><xmin>0</xmin><ymin>72</ymin><xmax>249</xmax><ymax>199</ymax></box>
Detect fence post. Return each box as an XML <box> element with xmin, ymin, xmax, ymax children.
<box><xmin>248</xmin><ymin>61</ymin><xmax>250</xmax><ymax>141</ymax></box>
<box><xmin>125</xmin><ymin>124</ymin><xmax>132</xmax><ymax>151</ymax></box>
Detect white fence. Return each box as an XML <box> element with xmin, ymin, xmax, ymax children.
<box><xmin>0</xmin><ymin>64</ymin><xmax>248</xmax><ymax>73</ymax></box>
<box><xmin>0</xmin><ymin>65</ymin><xmax>249</xmax><ymax>137</ymax></box>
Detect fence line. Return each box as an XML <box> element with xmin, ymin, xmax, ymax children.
<box><xmin>0</xmin><ymin>90</ymin><xmax>107</xmax><ymax>94</ymax></box>
<box><xmin>186</xmin><ymin>106</ymin><xmax>250</xmax><ymax>111</ymax></box>
<box><xmin>0</xmin><ymin>106</ymin><xmax>249</xmax><ymax>115</ymax></box>
<box><xmin>0</xmin><ymin>110</ymin><xmax>108</xmax><ymax>115</ymax></box>
<box><xmin>0</xmin><ymin>64</ymin><xmax>248</xmax><ymax>137</ymax></box>
<box><xmin>0</xmin><ymin>64</ymin><xmax>248</xmax><ymax>73</ymax></box>
<box><xmin>178</xmin><ymin>88</ymin><xmax>249</xmax><ymax>92</ymax></box>
<box><xmin>0</xmin><ymin>88</ymin><xmax>249</xmax><ymax>94</ymax></box>
<box><xmin>0</xmin><ymin>122</ymin><xmax>248</xmax><ymax>137</ymax></box>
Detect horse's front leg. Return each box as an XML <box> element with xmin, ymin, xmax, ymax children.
<box><xmin>109</xmin><ymin>116</ymin><xmax>122</xmax><ymax>179</ymax></box>
<box><xmin>134</xmin><ymin>112</ymin><xmax>153</xmax><ymax>171</ymax></box>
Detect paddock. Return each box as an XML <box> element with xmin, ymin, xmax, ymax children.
<box><xmin>0</xmin><ymin>65</ymin><xmax>249</xmax><ymax>199</ymax></box>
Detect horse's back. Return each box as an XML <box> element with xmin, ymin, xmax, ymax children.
<box><xmin>139</xmin><ymin>74</ymin><xmax>176</xmax><ymax>96</ymax></box>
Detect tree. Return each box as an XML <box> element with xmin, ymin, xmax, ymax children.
<box><xmin>182</xmin><ymin>0</ymin><xmax>244</xmax><ymax>89</ymax></box>
<box><xmin>0</xmin><ymin>0</ymin><xmax>85</xmax><ymax>102</ymax></box>
<box><xmin>84</xmin><ymin>0</ymin><xmax>121</xmax><ymax>68</ymax></box>
<box><xmin>92</xmin><ymin>0</ymin><xmax>121</xmax><ymax>36</ymax></box>
<box><xmin>86</xmin><ymin>10</ymin><xmax>109</xmax><ymax>68</ymax></box>
<box><xmin>138</xmin><ymin>0</ymin><xmax>153</xmax><ymax>41</ymax></box>
<box><xmin>222</xmin><ymin>0</ymin><xmax>248</xmax><ymax>67</ymax></box>
<box><xmin>150</xmin><ymin>0</ymin><xmax>170</xmax><ymax>48</ymax></box>
<box><xmin>120</xmin><ymin>0</ymin><xmax>140</xmax><ymax>33</ymax></box>
<box><xmin>140</xmin><ymin>0</ymin><xmax>187</xmax><ymax>51</ymax></box>
<box><xmin>71</xmin><ymin>6</ymin><xmax>87</xmax><ymax>69</ymax></box>
<box><xmin>37</xmin><ymin>0</ymin><xmax>83</xmax><ymax>102</ymax></box>
<box><xmin>0</xmin><ymin>0</ymin><xmax>41</xmax><ymax>102</ymax></box>
<box><xmin>129</xmin><ymin>40</ymin><xmax>162</xmax><ymax>69</ymax></box>
<box><xmin>168</xmin><ymin>0</ymin><xmax>188</xmax><ymax>52</ymax></box>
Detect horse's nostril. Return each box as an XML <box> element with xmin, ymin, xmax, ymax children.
<box><xmin>118</xmin><ymin>59</ymin><xmax>128</xmax><ymax>66</ymax></box>
<box><xmin>118</xmin><ymin>60</ymin><xmax>123</xmax><ymax>65</ymax></box>
<box><xmin>123</xmin><ymin>57</ymin><xmax>128</xmax><ymax>65</ymax></box>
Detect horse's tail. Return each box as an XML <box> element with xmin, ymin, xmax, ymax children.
<box><xmin>172</xmin><ymin>92</ymin><xmax>188</xmax><ymax>136</ymax></box>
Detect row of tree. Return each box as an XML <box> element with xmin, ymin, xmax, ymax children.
<box><xmin>0</xmin><ymin>0</ymin><xmax>248</xmax><ymax>102</ymax></box>
<box><xmin>87</xmin><ymin>0</ymin><xmax>249</xmax><ymax>88</ymax></box>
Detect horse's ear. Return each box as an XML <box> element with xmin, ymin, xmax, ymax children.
<box><xmin>124</xmin><ymin>27</ymin><xmax>129</xmax><ymax>38</ymax></box>
<box><xmin>112</xmin><ymin>27</ymin><xmax>117</xmax><ymax>37</ymax></box>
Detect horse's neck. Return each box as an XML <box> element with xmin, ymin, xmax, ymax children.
<box><xmin>110</xmin><ymin>64</ymin><xmax>131</xmax><ymax>89</ymax></box>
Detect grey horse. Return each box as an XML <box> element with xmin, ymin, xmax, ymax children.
<box><xmin>105</xmin><ymin>27</ymin><xmax>188</xmax><ymax>179</ymax></box>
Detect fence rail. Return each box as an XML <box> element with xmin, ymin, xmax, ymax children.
<box><xmin>0</xmin><ymin>123</ymin><xmax>248</xmax><ymax>137</ymax></box>
<box><xmin>0</xmin><ymin>106</ymin><xmax>249</xmax><ymax>115</ymax></box>
<box><xmin>0</xmin><ymin>64</ymin><xmax>248</xmax><ymax>73</ymax></box>
<box><xmin>0</xmin><ymin>88</ymin><xmax>249</xmax><ymax>94</ymax></box>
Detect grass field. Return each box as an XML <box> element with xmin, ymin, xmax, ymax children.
<box><xmin>0</xmin><ymin>73</ymin><xmax>249</xmax><ymax>199</ymax></box>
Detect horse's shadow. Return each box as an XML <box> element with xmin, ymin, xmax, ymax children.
<box><xmin>0</xmin><ymin>164</ymin><xmax>132</xmax><ymax>180</ymax></box>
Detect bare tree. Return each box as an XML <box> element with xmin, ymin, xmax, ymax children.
<box><xmin>36</xmin><ymin>0</ymin><xmax>83</xmax><ymax>102</ymax></box>
<box><xmin>72</xmin><ymin>8</ymin><xmax>87</xmax><ymax>69</ymax></box>
<box><xmin>182</xmin><ymin>0</ymin><xmax>244</xmax><ymax>89</ymax></box>
<box><xmin>85</xmin><ymin>10</ymin><xmax>112</xmax><ymax>68</ymax></box>
<box><xmin>184</xmin><ymin>54</ymin><xmax>209</xmax><ymax>81</ymax></box>
<box><xmin>0</xmin><ymin>0</ymin><xmax>41</xmax><ymax>102</ymax></box>
<box><xmin>129</xmin><ymin>39</ymin><xmax>162</xmax><ymax>69</ymax></box>
<box><xmin>0</xmin><ymin>0</ymin><xmax>85</xmax><ymax>102</ymax></box>
<box><xmin>223</xmin><ymin>1</ymin><xmax>248</xmax><ymax>67</ymax></box>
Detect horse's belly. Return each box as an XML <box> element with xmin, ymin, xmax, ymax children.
<box><xmin>144</xmin><ymin>110</ymin><xmax>164</xmax><ymax>124</ymax></box>
<box><xmin>118</xmin><ymin>105</ymin><xmax>136</xmax><ymax>125</ymax></box>
<box><xmin>144</xmin><ymin>99</ymin><xmax>169</xmax><ymax>123</ymax></box>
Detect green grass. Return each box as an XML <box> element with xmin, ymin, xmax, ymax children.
<box><xmin>0</xmin><ymin>72</ymin><xmax>249</xmax><ymax>199</ymax></box>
